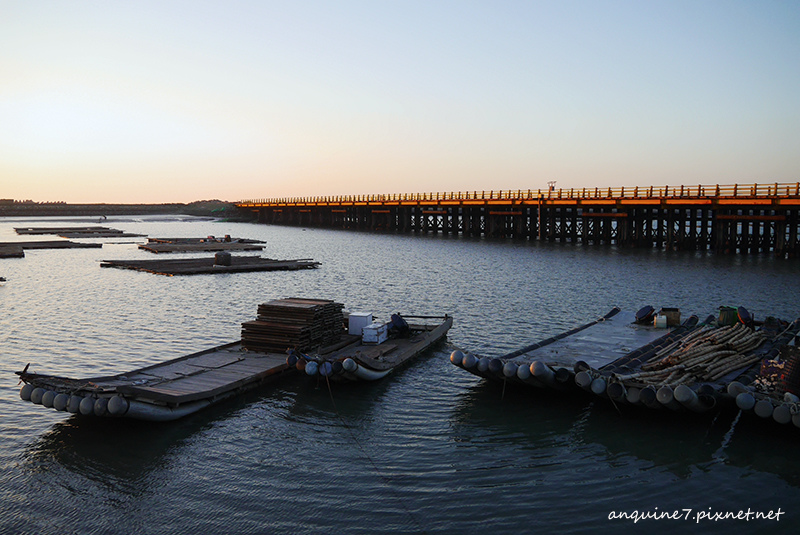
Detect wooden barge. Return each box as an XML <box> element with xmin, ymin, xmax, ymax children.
<box><xmin>14</xmin><ymin>226</ymin><xmax>144</xmax><ymax>238</ymax></box>
<box><xmin>0</xmin><ymin>240</ymin><xmax>103</xmax><ymax>258</ymax></box>
<box><xmin>16</xmin><ymin>298</ymin><xmax>451</xmax><ymax>420</ymax></box>
<box><xmin>18</xmin><ymin>342</ymin><xmax>292</xmax><ymax>421</ymax></box>
<box><xmin>289</xmin><ymin>313</ymin><xmax>453</xmax><ymax>381</ymax></box>
<box><xmin>139</xmin><ymin>236</ymin><xmax>265</xmax><ymax>254</ymax></box>
<box><xmin>99</xmin><ymin>255</ymin><xmax>320</xmax><ymax>276</ymax></box>
<box><xmin>451</xmin><ymin>306</ymin><xmax>800</xmax><ymax>428</ymax></box>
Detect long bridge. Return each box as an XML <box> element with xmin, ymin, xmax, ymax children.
<box><xmin>236</xmin><ymin>183</ymin><xmax>800</xmax><ymax>256</ymax></box>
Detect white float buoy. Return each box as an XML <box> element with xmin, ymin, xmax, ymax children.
<box><xmin>449</xmin><ymin>350</ymin><xmax>465</xmax><ymax>365</ymax></box>
<box><xmin>754</xmin><ymin>399</ymin><xmax>774</xmax><ymax>419</ymax></box>
<box><xmin>67</xmin><ymin>395</ymin><xmax>82</xmax><ymax>413</ymax></box>
<box><xmin>30</xmin><ymin>387</ymin><xmax>45</xmax><ymax>404</ymax></box>
<box><xmin>626</xmin><ymin>386</ymin><xmax>641</xmax><ymax>405</ymax></box>
<box><xmin>673</xmin><ymin>385</ymin><xmax>712</xmax><ymax>413</ymax></box>
<box><xmin>574</xmin><ymin>371</ymin><xmax>593</xmax><ymax>390</ymax></box>
<box><xmin>656</xmin><ymin>386</ymin><xmax>682</xmax><ymax>410</ymax></box>
<box><xmin>107</xmin><ymin>396</ymin><xmax>129</xmax><ymax>416</ymax></box>
<box><xmin>736</xmin><ymin>392</ymin><xmax>756</xmax><ymax>411</ymax></box>
<box><xmin>516</xmin><ymin>363</ymin><xmax>531</xmax><ymax>380</ymax></box>
<box><xmin>792</xmin><ymin>413</ymin><xmax>800</xmax><ymax>429</ymax></box>
<box><xmin>53</xmin><ymin>393</ymin><xmax>69</xmax><ymax>411</ymax></box>
<box><xmin>342</xmin><ymin>358</ymin><xmax>357</xmax><ymax>373</ymax></box>
<box><xmin>41</xmin><ymin>391</ymin><xmax>56</xmax><ymax>408</ymax></box>
<box><xmin>20</xmin><ymin>384</ymin><xmax>33</xmax><ymax>401</ymax></box>
<box><xmin>639</xmin><ymin>386</ymin><xmax>661</xmax><ymax>409</ymax></box>
<box><xmin>727</xmin><ymin>381</ymin><xmax>750</xmax><ymax>397</ymax></box>
<box><xmin>773</xmin><ymin>404</ymin><xmax>792</xmax><ymax>424</ymax></box>
<box><xmin>607</xmin><ymin>382</ymin><xmax>626</xmax><ymax>401</ymax></box>
<box><xmin>531</xmin><ymin>361</ymin><xmax>556</xmax><ymax>385</ymax></box>
<box><xmin>784</xmin><ymin>392</ymin><xmax>800</xmax><ymax>403</ymax></box>
<box><xmin>305</xmin><ymin>361</ymin><xmax>319</xmax><ymax>376</ymax></box>
<box><xmin>94</xmin><ymin>398</ymin><xmax>109</xmax><ymax>416</ymax></box>
<box><xmin>590</xmin><ymin>377</ymin><xmax>607</xmax><ymax>396</ymax></box>
<box><xmin>656</xmin><ymin>385</ymin><xmax>673</xmax><ymax>404</ymax></box>
<box><xmin>462</xmin><ymin>353</ymin><xmax>478</xmax><ymax>369</ymax></box>
<box><xmin>502</xmin><ymin>361</ymin><xmax>518</xmax><ymax>378</ymax></box>
<box><xmin>79</xmin><ymin>397</ymin><xmax>95</xmax><ymax>415</ymax></box>
<box><xmin>673</xmin><ymin>385</ymin><xmax>694</xmax><ymax>403</ymax></box>
<box><xmin>477</xmin><ymin>357</ymin><xmax>490</xmax><ymax>373</ymax></box>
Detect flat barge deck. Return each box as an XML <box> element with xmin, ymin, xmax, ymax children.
<box><xmin>100</xmin><ymin>255</ymin><xmax>320</xmax><ymax>275</ymax></box>
<box><xmin>14</xmin><ymin>226</ymin><xmax>144</xmax><ymax>238</ymax></box>
<box><xmin>18</xmin><ymin>342</ymin><xmax>293</xmax><ymax>421</ymax></box>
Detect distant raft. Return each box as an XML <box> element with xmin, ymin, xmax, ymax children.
<box><xmin>451</xmin><ymin>305</ymin><xmax>800</xmax><ymax>427</ymax></box>
<box><xmin>100</xmin><ymin>255</ymin><xmax>320</xmax><ymax>275</ymax></box>
<box><xmin>138</xmin><ymin>236</ymin><xmax>265</xmax><ymax>253</ymax></box>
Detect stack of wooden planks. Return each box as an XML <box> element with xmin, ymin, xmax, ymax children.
<box><xmin>241</xmin><ymin>298</ymin><xmax>345</xmax><ymax>353</ymax></box>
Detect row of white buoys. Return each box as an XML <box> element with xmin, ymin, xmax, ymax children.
<box><xmin>20</xmin><ymin>384</ymin><xmax>128</xmax><ymax>417</ymax></box>
<box><xmin>452</xmin><ymin>347</ymin><xmax>732</xmax><ymax>413</ymax></box>
<box><xmin>728</xmin><ymin>380</ymin><xmax>800</xmax><ymax>427</ymax></box>
<box><xmin>451</xmin><ymin>350</ymin><xmax>573</xmax><ymax>389</ymax></box>
<box><xmin>287</xmin><ymin>350</ymin><xmax>350</xmax><ymax>378</ymax></box>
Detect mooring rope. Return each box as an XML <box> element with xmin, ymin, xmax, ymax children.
<box><xmin>323</xmin><ymin>374</ymin><xmax>428</xmax><ymax>534</ymax></box>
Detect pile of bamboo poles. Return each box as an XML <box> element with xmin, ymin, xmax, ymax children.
<box><xmin>612</xmin><ymin>323</ymin><xmax>765</xmax><ymax>386</ymax></box>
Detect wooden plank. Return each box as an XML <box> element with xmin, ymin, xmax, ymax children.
<box><xmin>184</xmin><ymin>352</ymin><xmax>245</xmax><ymax>369</ymax></box>
<box><xmin>120</xmin><ymin>358</ymin><xmax>289</xmax><ymax>403</ymax></box>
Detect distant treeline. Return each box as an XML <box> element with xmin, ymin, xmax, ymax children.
<box><xmin>0</xmin><ymin>200</ymin><xmax>254</xmax><ymax>219</ymax></box>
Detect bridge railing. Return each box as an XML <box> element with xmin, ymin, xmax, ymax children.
<box><xmin>237</xmin><ymin>182</ymin><xmax>800</xmax><ymax>206</ymax></box>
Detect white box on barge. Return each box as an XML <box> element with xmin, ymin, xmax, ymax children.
<box><xmin>362</xmin><ymin>322</ymin><xmax>389</xmax><ymax>344</ymax></box>
<box><xmin>348</xmin><ymin>312</ymin><xmax>373</xmax><ymax>335</ymax></box>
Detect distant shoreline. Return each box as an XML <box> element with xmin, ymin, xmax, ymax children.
<box><xmin>0</xmin><ymin>201</ymin><xmax>250</xmax><ymax>219</ymax></box>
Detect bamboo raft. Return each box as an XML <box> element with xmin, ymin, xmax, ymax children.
<box><xmin>451</xmin><ymin>306</ymin><xmax>800</xmax><ymax>427</ymax></box>
<box><xmin>99</xmin><ymin>255</ymin><xmax>320</xmax><ymax>276</ymax></box>
<box><xmin>139</xmin><ymin>236</ymin><xmax>265</xmax><ymax>253</ymax></box>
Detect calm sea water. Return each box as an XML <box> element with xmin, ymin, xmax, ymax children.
<box><xmin>2</xmin><ymin>215</ymin><xmax>800</xmax><ymax>535</ymax></box>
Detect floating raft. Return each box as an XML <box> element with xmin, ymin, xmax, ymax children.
<box><xmin>292</xmin><ymin>314</ymin><xmax>453</xmax><ymax>382</ymax></box>
<box><xmin>450</xmin><ymin>307</ymin><xmax>666</xmax><ymax>389</ymax></box>
<box><xmin>15</xmin><ymin>298</ymin><xmax>400</xmax><ymax>420</ymax></box>
<box><xmin>14</xmin><ymin>226</ymin><xmax>144</xmax><ymax>238</ymax></box>
<box><xmin>17</xmin><ymin>342</ymin><xmax>293</xmax><ymax>421</ymax></box>
<box><xmin>100</xmin><ymin>255</ymin><xmax>320</xmax><ymax>276</ymax></box>
<box><xmin>451</xmin><ymin>306</ymin><xmax>800</xmax><ymax>426</ymax></box>
<box><xmin>139</xmin><ymin>237</ymin><xmax>265</xmax><ymax>253</ymax></box>
<box><xmin>0</xmin><ymin>240</ymin><xmax>103</xmax><ymax>258</ymax></box>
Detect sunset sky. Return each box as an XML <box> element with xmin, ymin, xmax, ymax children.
<box><xmin>1</xmin><ymin>1</ymin><xmax>798</xmax><ymax>203</ymax></box>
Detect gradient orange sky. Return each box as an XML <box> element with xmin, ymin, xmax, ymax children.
<box><xmin>1</xmin><ymin>1</ymin><xmax>798</xmax><ymax>203</ymax></box>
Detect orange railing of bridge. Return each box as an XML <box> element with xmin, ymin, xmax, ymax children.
<box><xmin>237</xmin><ymin>182</ymin><xmax>800</xmax><ymax>206</ymax></box>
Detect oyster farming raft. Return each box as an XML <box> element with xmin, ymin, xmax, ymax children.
<box><xmin>450</xmin><ymin>305</ymin><xmax>800</xmax><ymax>430</ymax></box>
<box><xmin>16</xmin><ymin>298</ymin><xmax>452</xmax><ymax>421</ymax></box>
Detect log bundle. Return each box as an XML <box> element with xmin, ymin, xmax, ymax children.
<box><xmin>241</xmin><ymin>298</ymin><xmax>345</xmax><ymax>353</ymax></box>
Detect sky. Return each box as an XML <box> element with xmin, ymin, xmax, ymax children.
<box><xmin>1</xmin><ymin>0</ymin><xmax>799</xmax><ymax>203</ymax></box>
